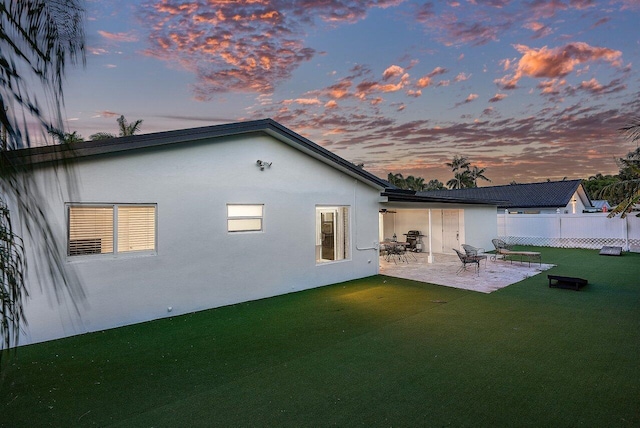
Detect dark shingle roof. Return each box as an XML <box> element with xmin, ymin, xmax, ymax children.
<box><xmin>4</xmin><ymin>118</ymin><xmax>389</xmax><ymax>190</ymax></box>
<box><xmin>419</xmin><ymin>180</ymin><xmax>586</xmax><ymax>209</ymax></box>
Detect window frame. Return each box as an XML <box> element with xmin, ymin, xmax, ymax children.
<box><xmin>67</xmin><ymin>203</ymin><xmax>157</xmax><ymax>258</ymax></box>
<box><xmin>227</xmin><ymin>204</ymin><xmax>264</xmax><ymax>233</ymax></box>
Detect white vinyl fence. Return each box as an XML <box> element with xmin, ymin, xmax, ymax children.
<box><xmin>498</xmin><ymin>213</ymin><xmax>640</xmax><ymax>251</ymax></box>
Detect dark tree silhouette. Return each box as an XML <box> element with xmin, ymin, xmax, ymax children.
<box><xmin>90</xmin><ymin>115</ymin><xmax>143</xmax><ymax>140</ymax></box>
<box><xmin>1</xmin><ymin>0</ymin><xmax>86</xmax><ymax>354</ymax></box>
<box><xmin>600</xmin><ymin>125</ymin><xmax>640</xmax><ymax>218</ymax></box>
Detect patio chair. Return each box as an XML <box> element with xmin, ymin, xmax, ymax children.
<box><xmin>462</xmin><ymin>244</ymin><xmax>487</xmax><ymax>267</ymax></box>
<box><xmin>453</xmin><ymin>248</ymin><xmax>481</xmax><ymax>275</ymax></box>
<box><xmin>462</xmin><ymin>244</ymin><xmax>486</xmax><ymax>257</ymax></box>
<box><xmin>491</xmin><ymin>239</ymin><xmax>513</xmax><ymax>252</ymax></box>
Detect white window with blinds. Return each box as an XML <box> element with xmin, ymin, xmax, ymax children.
<box><xmin>67</xmin><ymin>204</ymin><xmax>156</xmax><ymax>257</ymax></box>
<box><xmin>227</xmin><ymin>204</ymin><xmax>263</xmax><ymax>232</ymax></box>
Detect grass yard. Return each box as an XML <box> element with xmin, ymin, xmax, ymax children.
<box><xmin>1</xmin><ymin>247</ymin><xmax>639</xmax><ymax>427</ymax></box>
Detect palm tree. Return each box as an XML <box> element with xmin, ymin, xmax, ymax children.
<box><xmin>90</xmin><ymin>115</ymin><xmax>143</xmax><ymax>140</ymax></box>
<box><xmin>404</xmin><ymin>175</ymin><xmax>425</xmax><ymax>191</ymax></box>
<box><xmin>470</xmin><ymin>166</ymin><xmax>491</xmax><ymax>187</ymax></box>
<box><xmin>446</xmin><ymin>155</ymin><xmax>470</xmax><ymax>174</ymax></box>
<box><xmin>600</xmin><ymin>122</ymin><xmax>640</xmax><ymax>218</ymax></box>
<box><xmin>584</xmin><ymin>173</ymin><xmax>620</xmax><ymax>204</ymax></box>
<box><xmin>446</xmin><ymin>155</ymin><xmax>474</xmax><ymax>189</ymax></box>
<box><xmin>1</xmin><ymin>0</ymin><xmax>86</xmax><ymax>354</ymax></box>
<box><xmin>619</xmin><ymin>117</ymin><xmax>640</xmax><ymax>145</ymax></box>
<box><xmin>50</xmin><ymin>130</ymin><xmax>84</xmax><ymax>144</ymax></box>
<box><xmin>387</xmin><ymin>172</ymin><xmax>405</xmax><ymax>188</ymax></box>
<box><xmin>117</xmin><ymin>115</ymin><xmax>143</xmax><ymax>136</ymax></box>
<box><xmin>446</xmin><ymin>170</ymin><xmax>474</xmax><ymax>189</ymax></box>
<box><xmin>424</xmin><ymin>179</ymin><xmax>446</xmax><ymax>190</ymax></box>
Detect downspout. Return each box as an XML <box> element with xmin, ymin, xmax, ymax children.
<box><xmin>353</xmin><ymin>180</ymin><xmax>379</xmax><ymax>251</ymax></box>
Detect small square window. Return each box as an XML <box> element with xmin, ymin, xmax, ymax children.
<box><xmin>227</xmin><ymin>204</ymin><xmax>263</xmax><ymax>232</ymax></box>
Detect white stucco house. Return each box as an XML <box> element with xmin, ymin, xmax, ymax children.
<box><xmin>3</xmin><ymin>119</ymin><xmax>498</xmax><ymax>345</ymax></box>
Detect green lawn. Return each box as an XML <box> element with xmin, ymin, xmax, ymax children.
<box><xmin>2</xmin><ymin>247</ymin><xmax>639</xmax><ymax>427</ymax></box>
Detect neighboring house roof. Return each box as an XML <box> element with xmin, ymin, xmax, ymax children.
<box><xmin>591</xmin><ymin>200</ymin><xmax>611</xmax><ymax>210</ymax></box>
<box><xmin>4</xmin><ymin>118</ymin><xmax>389</xmax><ymax>190</ymax></box>
<box><xmin>419</xmin><ymin>180</ymin><xmax>591</xmax><ymax>209</ymax></box>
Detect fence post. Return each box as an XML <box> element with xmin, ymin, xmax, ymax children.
<box><xmin>503</xmin><ymin>209</ymin><xmax>508</xmax><ymax>240</ymax></box>
<box><xmin>625</xmin><ymin>216</ymin><xmax>630</xmax><ymax>251</ymax></box>
<box><xmin>557</xmin><ymin>210</ymin><xmax>562</xmax><ymax>248</ymax></box>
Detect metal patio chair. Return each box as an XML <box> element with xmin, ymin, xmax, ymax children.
<box><xmin>453</xmin><ymin>248</ymin><xmax>481</xmax><ymax>275</ymax></box>
<box><xmin>462</xmin><ymin>244</ymin><xmax>487</xmax><ymax>267</ymax></box>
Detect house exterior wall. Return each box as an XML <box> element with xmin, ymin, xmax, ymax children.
<box><xmin>459</xmin><ymin>205</ymin><xmax>497</xmax><ymax>251</ymax></box>
<box><xmin>6</xmin><ymin>134</ymin><xmax>382</xmax><ymax>344</ymax></box>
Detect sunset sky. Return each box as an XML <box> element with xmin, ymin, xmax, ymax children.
<box><xmin>62</xmin><ymin>0</ymin><xmax>640</xmax><ymax>185</ymax></box>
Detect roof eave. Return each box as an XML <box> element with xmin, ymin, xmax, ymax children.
<box><xmin>381</xmin><ymin>191</ymin><xmax>501</xmax><ymax>205</ymax></box>
<box><xmin>3</xmin><ymin>118</ymin><xmax>388</xmax><ymax>190</ymax></box>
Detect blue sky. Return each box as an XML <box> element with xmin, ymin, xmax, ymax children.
<box><xmin>62</xmin><ymin>0</ymin><xmax>640</xmax><ymax>185</ymax></box>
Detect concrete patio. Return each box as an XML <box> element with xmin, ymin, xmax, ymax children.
<box><xmin>379</xmin><ymin>252</ymin><xmax>554</xmax><ymax>293</ymax></box>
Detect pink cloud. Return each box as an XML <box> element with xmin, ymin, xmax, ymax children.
<box><xmin>526</xmin><ymin>0</ymin><xmax>568</xmax><ymax>19</ymax></box>
<box><xmin>284</xmin><ymin>98</ymin><xmax>322</xmax><ymax>106</ymax></box>
<box><xmin>454</xmin><ymin>72</ymin><xmax>471</xmax><ymax>82</ymax></box>
<box><xmin>579</xmin><ymin>78</ymin><xmax>603</xmax><ymax>93</ymax></box>
<box><xmin>496</xmin><ymin>42</ymin><xmax>623</xmax><ymax>89</ymax></box>
<box><xmin>568</xmin><ymin>0</ymin><xmax>597</xmax><ymax>10</ymax></box>
<box><xmin>138</xmin><ymin>1</ymin><xmax>403</xmax><ymax>98</ymax></box>
<box><xmin>489</xmin><ymin>93</ymin><xmax>507</xmax><ymax>102</ymax></box>
<box><xmin>571</xmin><ymin>77</ymin><xmax>627</xmax><ymax>96</ymax></box>
<box><xmin>94</xmin><ymin>110</ymin><xmax>120</xmax><ymax>118</ymax></box>
<box><xmin>415</xmin><ymin>5</ymin><xmax>508</xmax><ymax>47</ymax></box>
<box><xmin>428</xmin><ymin>66</ymin><xmax>448</xmax><ymax>77</ymax></box>
<box><xmin>325</xmin><ymin>100</ymin><xmax>338</xmax><ymax>109</ymax></box>
<box><xmin>416</xmin><ymin>76</ymin><xmax>432</xmax><ymax>88</ymax></box>
<box><xmin>537</xmin><ymin>78</ymin><xmax>567</xmax><ymax>95</ymax></box>
<box><xmin>98</xmin><ymin>30</ymin><xmax>139</xmax><ymax>43</ymax></box>
<box><xmin>383</xmin><ymin>65</ymin><xmax>405</xmax><ymax>80</ymax></box>
<box><xmin>523</xmin><ymin>21</ymin><xmax>553</xmax><ymax>39</ymax></box>
<box><xmin>465</xmin><ymin>93</ymin><xmax>479</xmax><ymax>102</ymax></box>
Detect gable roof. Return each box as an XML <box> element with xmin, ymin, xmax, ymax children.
<box><xmin>3</xmin><ymin>118</ymin><xmax>389</xmax><ymax>190</ymax></box>
<box><xmin>591</xmin><ymin>200</ymin><xmax>611</xmax><ymax>210</ymax></box>
<box><xmin>419</xmin><ymin>180</ymin><xmax>590</xmax><ymax>209</ymax></box>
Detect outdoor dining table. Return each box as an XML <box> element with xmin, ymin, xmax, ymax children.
<box><xmin>381</xmin><ymin>241</ymin><xmax>413</xmax><ymax>263</ymax></box>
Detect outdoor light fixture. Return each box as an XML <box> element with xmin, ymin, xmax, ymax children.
<box><xmin>256</xmin><ymin>160</ymin><xmax>272</xmax><ymax>171</ymax></box>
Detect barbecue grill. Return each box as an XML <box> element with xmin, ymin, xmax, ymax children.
<box><xmin>404</xmin><ymin>230</ymin><xmax>424</xmax><ymax>252</ymax></box>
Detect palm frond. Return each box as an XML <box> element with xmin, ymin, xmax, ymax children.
<box><xmin>89</xmin><ymin>132</ymin><xmax>116</xmax><ymax>141</ymax></box>
<box><xmin>0</xmin><ymin>0</ymin><xmax>86</xmax><ymax>353</ymax></box>
<box><xmin>619</xmin><ymin>117</ymin><xmax>640</xmax><ymax>143</ymax></box>
<box><xmin>1</xmin><ymin>0</ymin><xmax>85</xmax><ymax>148</ymax></box>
